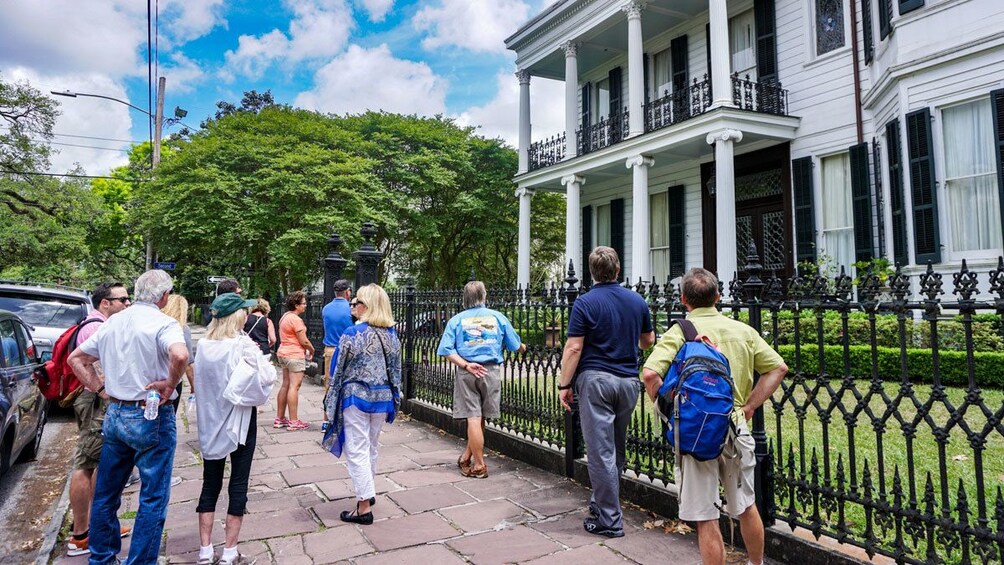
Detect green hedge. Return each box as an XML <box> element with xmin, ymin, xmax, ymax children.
<box><xmin>777</xmin><ymin>344</ymin><xmax>1004</xmax><ymax>389</ymax></box>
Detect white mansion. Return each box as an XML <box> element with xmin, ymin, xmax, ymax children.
<box><xmin>507</xmin><ymin>0</ymin><xmax>1004</xmax><ymax>289</ymax></box>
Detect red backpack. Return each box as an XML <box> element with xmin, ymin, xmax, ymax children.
<box><xmin>37</xmin><ymin>318</ymin><xmax>101</xmax><ymax>407</ymax></box>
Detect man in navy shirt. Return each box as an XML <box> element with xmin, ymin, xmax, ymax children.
<box><xmin>558</xmin><ymin>246</ymin><xmax>655</xmax><ymax>538</ymax></box>
<box><xmin>322</xmin><ymin>280</ymin><xmax>353</xmax><ymax>393</ymax></box>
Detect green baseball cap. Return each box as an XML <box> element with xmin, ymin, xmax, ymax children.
<box><xmin>211</xmin><ymin>292</ymin><xmax>258</xmax><ymax>319</ymax></box>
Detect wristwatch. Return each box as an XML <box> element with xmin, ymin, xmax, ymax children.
<box><xmin>557</xmin><ymin>382</ymin><xmax>572</xmax><ymax>390</ymax></box>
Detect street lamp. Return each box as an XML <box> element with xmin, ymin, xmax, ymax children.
<box><xmin>50</xmin><ymin>90</ymin><xmax>192</xmax><ymax>128</ymax></box>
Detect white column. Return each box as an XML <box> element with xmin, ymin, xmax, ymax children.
<box><xmin>563</xmin><ymin>41</ymin><xmax>579</xmax><ymax>159</ymax></box>
<box><xmin>516</xmin><ymin>187</ymin><xmax>535</xmax><ymax>289</ymax></box>
<box><xmin>623</xmin><ymin>1</ymin><xmax>646</xmax><ymax>137</ymax></box>
<box><xmin>517</xmin><ymin>69</ymin><xmax>531</xmax><ymax>174</ymax></box>
<box><xmin>708</xmin><ymin>0</ymin><xmax>733</xmax><ymax>107</ymax></box>
<box><xmin>626</xmin><ymin>155</ymin><xmax>655</xmax><ymax>284</ymax></box>
<box><xmin>706</xmin><ymin>129</ymin><xmax>744</xmax><ymax>281</ymax></box>
<box><xmin>561</xmin><ymin>175</ymin><xmax>584</xmax><ymax>276</ymax></box>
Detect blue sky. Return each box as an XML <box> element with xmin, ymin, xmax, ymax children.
<box><xmin>0</xmin><ymin>0</ymin><xmax>564</xmax><ymax>175</ymax></box>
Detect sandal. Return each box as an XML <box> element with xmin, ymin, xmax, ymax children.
<box><xmin>462</xmin><ymin>464</ymin><xmax>488</xmax><ymax>479</ymax></box>
<box><xmin>273</xmin><ymin>417</ymin><xmax>288</xmax><ymax>429</ymax></box>
<box><xmin>286</xmin><ymin>419</ymin><xmax>309</xmax><ymax>431</ymax></box>
<box><xmin>457</xmin><ymin>456</ymin><xmax>471</xmax><ymax>474</ymax></box>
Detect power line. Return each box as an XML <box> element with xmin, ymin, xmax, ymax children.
<box><xmin>1</xmin><ymin>168</ymin><xmax>148</xmax><ymax>181</ymax></box>
<box><xmin>47</xmin><ymin>140</ymin><xmax>132</xmax><ymax>153</ymax></box>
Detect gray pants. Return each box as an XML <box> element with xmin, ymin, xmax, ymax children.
<box><xmin>576</xmin><ymin>369</ymin><xmax>639</xmax><ymax>532</ymax></box>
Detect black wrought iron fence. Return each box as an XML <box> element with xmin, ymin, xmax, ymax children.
<box><xmin>383</xmin><ymin>252</ymin><xmax>1004</xmax><ymax>564</ymax></box>
<box><xmin>731</xmin><ymin>73</ymin><xmax>789</xmax><ymax>116</ymax></box>
<box><xmin>577</xmin><ymin>108</ymin><xmax>630</xmax><ymax>155</ymax></box>
<box><xmin>528</xmin><ymin>133</ymin><xmax>566</xmax><ymax>172</ymax></box>
<box><xmin>644</xmin><ymin>74</ymin><xmax>713</xmax><ymax>133</ymax></box>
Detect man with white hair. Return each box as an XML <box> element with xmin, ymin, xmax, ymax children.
<box><xmin>69</xmin><ymin>269</ymin><xmax>189</xmax><ymax>565</ymax></box>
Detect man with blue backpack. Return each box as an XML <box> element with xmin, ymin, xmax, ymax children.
<box><xmin>642</xmin><ymin>268</ymin><xmax>787</xmax><ymax>565</ymax></box>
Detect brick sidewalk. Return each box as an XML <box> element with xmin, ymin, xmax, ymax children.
<box><xmin>54</xmin><ymin>380</ymin><xmax>731</xmax><ymax>564</ymax></box>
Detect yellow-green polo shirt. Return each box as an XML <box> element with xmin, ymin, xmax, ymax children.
<box><xmin>642</xmin><ymin>307</ymin><xmax>785</xmax><ymax>418</ymax></box>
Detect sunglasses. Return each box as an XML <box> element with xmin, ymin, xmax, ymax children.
<box><xmin>107</xmin><ymin>297</ymin><xmax>131</xmax><ymax>304</ymax></box>
<box><xmin>350</xmin><ymin>300</ymin><xmax>364</xmax><ymax>307</ymax></box>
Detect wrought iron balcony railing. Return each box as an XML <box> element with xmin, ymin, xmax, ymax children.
<box><xmin>576</xmin><ymin>107</ymin><xmax>629</xmax><ymax>156</ymax></box>
<box><xmin>644</xmin><ymin>74</ymin><xmax>713</xmax><ymax>133</ymax></box>
<box><xmin>527</xmin><ymin>133</ymin><xmax>566</xmax><ymax>172</ymax></box>
<box><xmin>731</xmin><ymin>73</ymin><xmax>789</xmax><ymax>116</ymax></box>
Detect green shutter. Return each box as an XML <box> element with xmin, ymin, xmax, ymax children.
<box><xmin>899</xmin><ymin>0</ymin><xmax>924</xmax><ymax>15</ymax></box>
<box><xmin>878</xmin><ymin>0</ymin><xmax>892</xmax><ymax>39</ymax></box>
<box><xmin>991</xmin><ymin>89</ymin><xmax>1004</xmax><ymax>241</ymax></box>
<box><xmin>668</xmin><ymin>185</ymin><xmax>686</xmax><ymax>279</ymax></box>
<box><xmin>754</xmin><ymin>0</ymin><xmax>778</xmax><ymax>82</ymax></box>
<box><xmin>849</xmin><ymin>142</ymin><xmax>875</xmax><ymax>262</ymax></box>
<box><xmin>608</xmin><ymin>67</ymin><xmax>623</xmax><ymax>116</ymax></box>
<box><xmin>610</xmin><ymin>198</ymin><xmax>625</xmax><ymax>281</ymax></box>
<box><xmin>906</xmin><ymin>108</ymin><xmax>941</xmax><ymax>264</ymax></box>
<box><xmin>886</xmin><ymin>119</ymin><xmax>909</xmax><ymax>264</ymax></box>
<box><xmin>671</xmin><ymin>35</ymin><xmax>688</xmax><ymax>90</ymax></box>
<box><xmin>582</xmin><ymin>205</ymin><xmax>593</xmax><ymax>282</ymax></box>
<box><xmin>792</xmin><ymin>157</ymin><xmax>817</xmax><ymax>263</ymax></box>
<box><xmin>862</xmin><ymin>0</ymin><xmax>874</xmax><ymax>64</ymax></box>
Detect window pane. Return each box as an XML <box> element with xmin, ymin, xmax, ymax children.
<box><xmin>654</xmin><ymin>49</ymin><xmax>672</xmax><ymax>97</ymax></box>
<box><xmin>816</xmin><ymin>0</ymin><xmax>846</xmax><ymax>55</ymax></box>
<box><xmin>650</xmin><ymin>192</ymin><xmax>669</xmax><ymax>247</ymax></box>
<box><xmin>651</xmin><ymin>249</ymin><xmax>670</xmax><ymax>284</ymax></box>
<box><xmin>821</xmin><ymin>153</ymin><xmax>855</xmax><ymax>268</ymax></box>
<box><xmin>597</xmin><ymin>204</ymin><xmax>611</xmax><ymax>246</ymax></box>
<box><xmin>596</xmin><ymin>79</ymin><xmax>610</xmax><ymax>121</ymax></box>
<box><xmin>730</xmin><ymin>10</ymin><xmax>756</xmax><ymax>73</ymax></box>
<box><xmin>0</xmin><ymin>320</ymin><xmax>24</xmax><ymax>367</ymax></box>
<box><xmin>943</xmin><ymin>99</ymin><xmax>1002</xmax><ymax>251</ymax></box>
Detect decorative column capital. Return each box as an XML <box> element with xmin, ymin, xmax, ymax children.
<box><xmin>560</xmin><ymin>174</ymin><xmax>585</xmax><ymax>187</ymax></box>
<box><xmin>705</xmin><ymin>128</ymin><xmax>744</xmax><ymax>145</ymax></box>
<box><xmin>561</xmin><ymin>41</ymin><xmax>578</xmax><ymax>57</ymax></box>
<box><xmin>625</xmin><ymin>155</ymin><xmax>655</xmax><ymax>169</ymax></box>
<box><xmin>515</xmin><ymin>186</ymin><xmax>536</xmax><ymax>198</ymax></box>
<box><xmin>621</xmin><ymin>0</ymin><xmax>647</xmax><ymax>19</ymax></box>
<box><xmin>515</xmin><ymin>69</ymin><xmax>531</xmax><ymax>85</ymax></box>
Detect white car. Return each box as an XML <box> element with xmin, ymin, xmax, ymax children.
<box><xmin>0</xmin><ymin>282</ymin><xmax>92</xmax><ymax>360</ymax></box>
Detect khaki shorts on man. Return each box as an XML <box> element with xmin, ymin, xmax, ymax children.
<box><xmin>452</xmin><ymin>363</ymin><xmax>501</xmax><ymax>419</ymax></box>
<box><xmin>72</xmin><ymin>390</ymin><xmax>108</xmax><ymax>470</ymax></box>
<box><xmin>675</xmin><ymin>418</ymin><xmax>757</xmax><ymax>521</ymax></box>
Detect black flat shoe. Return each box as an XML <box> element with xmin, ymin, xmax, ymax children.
<box><xmin>369</xmin><ymin>497</ymin><xmax>376</xmax><ymax>506</ymax></box>
<box><xmin>340</xmin><ymin>501</ymin><xmax>374</xmax><ymax>525</ymax></box>
<box><xmin>583</xmin><ymin>517</ymin><xmax>624</xmax><ymax>538</ymax></box>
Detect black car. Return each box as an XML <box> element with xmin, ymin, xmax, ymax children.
<box><xmin>0</xmin><ymin>310</ymin><xmax>47</xmax><ymax>476</ymax></box>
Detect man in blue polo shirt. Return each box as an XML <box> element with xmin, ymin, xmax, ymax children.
<box><xmin>557</xmin><ymin>246</ymin><xmax>655</xmax><ymax>538</ymax></box>
<box><xmin>321</xmin><ymin>279</ymin><xmax>353</xmax><ymax>393</ymax></box>
<box><xmin>438</xmin><ymin>281</ymin><xmax>525</xmax><ymax>479</ymax></box>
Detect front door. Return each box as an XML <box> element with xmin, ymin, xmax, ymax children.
<box><xmin>702</xmin><ymin>144</ymin><xmax>794</xmax><ymax>281</ymax></box>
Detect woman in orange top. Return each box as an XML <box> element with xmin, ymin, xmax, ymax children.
<box><xmin>275</xmin><ymin>291</ymin><xmax>315</xmax><ymax>431</ymax></box>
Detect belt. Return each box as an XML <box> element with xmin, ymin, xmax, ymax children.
<box><xmin>108</xmin><ymin>397</ymin><xmax>146</xmax><ymax>407</ymax></box>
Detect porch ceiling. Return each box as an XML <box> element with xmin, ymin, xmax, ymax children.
<box><xmin>526</xmin><ymin>0</ymin><xmax>709</xmax><ymax>80</ymax></box>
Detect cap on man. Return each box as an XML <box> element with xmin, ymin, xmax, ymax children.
<box><xmin>321</xmin><ymin>279</ymin><xmax>353</xmax><ymax>392</ymax></box>
<box><xmin>68</xmin><ymin>269</ymin><xmax>189</xmax><ymax>564</ymax></box>
<box><xmin>641</xmin><ymin>268</ymin><xmax>788</xmax><ymax>565</ymax></box>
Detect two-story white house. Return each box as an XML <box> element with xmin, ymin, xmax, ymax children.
<box><xmin>506</xmin><ymin>0</ymin><xmax>1004</xmax><ymax>289</ymax></box>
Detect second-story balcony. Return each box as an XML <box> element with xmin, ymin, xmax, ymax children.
<box><xmin>528</xmin><ymin>133</ymin><xmax>566</xmax><ymax>172</ymax></box>
<box><xmin>577</xmin><ymin>108</ymin><xmax>629</xmax><ymax>156</ymax></box>
<box><xmin>644</xmin><ymin>75</ymin><xmax>712</xmax><ymax>133</ymax></box>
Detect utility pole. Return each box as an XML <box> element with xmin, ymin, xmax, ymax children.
<box><xmin>146</xmin><ymin>76</ymin><xmax>165</xmax><ymax>270</ymax></box>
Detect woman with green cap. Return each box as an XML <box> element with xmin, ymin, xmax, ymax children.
<box><xmin>193</xmin><ymin>293</ymin><xmax>276</xmax><ymax>565</ymax></box>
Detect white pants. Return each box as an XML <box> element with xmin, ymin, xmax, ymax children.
<box><xmin>343</xmin><ymin>406</ymin><xmax>384</xmax><ymax>500</ymax></box>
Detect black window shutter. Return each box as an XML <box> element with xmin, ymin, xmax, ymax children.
<box><xmin>792</xmin><ymin>156</ymin><xmax>817</xmax><ymax>263</ymax></box>
<box><xmin>990</xmin><ymin>89</ymin><xmax>1004</xmax><ymax>241</ymax></box>
<box><xmin>610</xmin><ymin>198</ymin><xmax>625</xmax><ymax>281</ymax></box>
<box><xmin>581</xmin><ymin>83</ymin><xmax>592</xmax><ymax>130</ymax></box>
<box><xmin>668</xmin><ymin>185</ymin><xmax>686</xmax><ymax>279</ymax></box>
<box><xmin>643</xmin><ymin>53</ymin><xmax>650</xmax><ymax>103</ymax></box>
<box><xmin>899</xmin><ymin>0</ymin><xmax>924</xmax><ymax>15</ymax></box>
<box><xmin>671</xmin><ymin>35</ymin><xmax>689</xmax><ymax>91</ymax></box>
<box><xmin>878</xmin><ymin>0</ymin><xmax>892</xmax><ymax>39</ymax></box>
<box><xmin>849</xmin><ymin>142</ymin><xmax>875</xmax><ymax>262</ymax></box>
<box><xmin>886</xmin><ymin>119</ymin><xmax>909</xmax><ymax>264</ymax></box>
<box><xmin>862</xmin><ymin>0</ymin><xmax>874</xmax><ymax>64</ymax></box>
<box><xmin>906</xmin><ymin>108</ymin><xmax>941</xmax><ymax>264</ymax></box>
<box><xmin>754</xmin><ymin>0</ymin><xmax>778</xmax><ymax>82</ymax></box>
<box><xmin>608</xmin><ymin>67</ymin><xmax>623</xmax><ymax>116</ymax></box>
<box><xmin>705</xmin><ymin>23</ymin><xmax>712</xmax><ymax>88</ymax></box>
<box><xmin>582</xmin><ymin>205</ymin><xmax>593</xmax><ymax>283</ymax></box>
<box><xmin>872</xmin><ymin>139</ymin><xmax>886</xmax><ymax>258</ymax></box>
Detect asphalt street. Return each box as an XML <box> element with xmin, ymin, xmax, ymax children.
<box><xmin>0</xmin><ymin>408</ymin><xmax>76</xmax><ymax>565</ymax></box>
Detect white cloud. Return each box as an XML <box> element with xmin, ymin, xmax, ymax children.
<box><xmin>413</xmin><ymin>0</ymin><xmax>532</xmax><ymax>54</ymax></box>
<box><xmin>162</xmin><ymin>53</ymin><xmax>205</xmax><ymax>94</ymax></box>
<box><xmin>295</xmin><ymin>44</ymin><xmax>447</xmax><ymax>116</ymax></box>
<box><xmin>8</xmin><ymin>67</ymin><xmax>134</xmax><ymax>176</ymax></box>
<box><xmin>455</xmin><ymin>71</ymin><xmax>564</xmax><ymax>148</ymax></box>
<box><xmin>160</xmin><ymin>0</ymin><xmax>228</xmax><ymax>45</ymax></box>
<box><xmin>356</xmin><ymin>0</ymin><xmax>394</xmax><ymax>22</ymax></box>
<box><xmin>222</xmin><ymin>0</ymin><xmax>353</xmax><ymax>81</ymax></box>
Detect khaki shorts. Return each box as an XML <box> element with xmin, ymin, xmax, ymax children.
<box><xmin>675</xmin><ymin>419</ymin><xmax>756</xmax><ymax>521</ymax></box>
<box><xmin>452</xmin><ymin>363</ymin><xmax>501</xmax><ymax>419</ymax></box>
<box><xmin>72</xmin><ymin>390</ymin><xmax>108</xmax><ymax>470</ymax></box>
<box><xmin>278</xmin><ymin>355</ymin><xmax>307</xmax><ymax>373</ymax></box>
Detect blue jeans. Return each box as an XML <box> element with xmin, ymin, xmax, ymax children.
<box><xmin>89</xmin><ymin>403</ymin><xmax>176</xmax><ymax>565</ymax></box>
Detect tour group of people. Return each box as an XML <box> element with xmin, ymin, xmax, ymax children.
<box><xmin>62</xmin><ymin>244</ymin><xmax>788</xmax><ymax>565</ymax></box>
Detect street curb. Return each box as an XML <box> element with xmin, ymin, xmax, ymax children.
<box><xmin>35</xmin><ymin>469</ymin><xmax>72</xmax><ymax>565</ymax></box>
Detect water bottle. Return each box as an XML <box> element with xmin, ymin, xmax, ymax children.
<box><xmin>187</xmin><ymin>395</ymin><xmax>196</xmax><ymax>417</ymax></box>
<box><xmin>144</xmin><ymin>390</ymin><xmax>160</xmax><ymax>420</ymax></box>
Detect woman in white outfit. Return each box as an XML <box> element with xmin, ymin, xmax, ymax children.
<box><xmin>194</xmin><ymin>293</ymin><xmax>276</xmax><ymax>565</ymax></box>
<box><xmin>322</xmin><ymin>284</ymin><xmax>401</xmax><ymax>525</ymax></box>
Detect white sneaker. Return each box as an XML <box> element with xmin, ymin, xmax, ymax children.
<box><xmin>170</xmin><ymin>476</ymin><xmax>183</xmax><ymax>487</ymax></box>
<box><xmin>220</xmin><ymin>553</ymin><xmax>255</xmax><ymax>565</ymax></box>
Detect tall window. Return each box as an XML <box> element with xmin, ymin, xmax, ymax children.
<box><xmin>595</xmin><ymin>79</ymin><xmax>610</xmax><ymax>122</ymax></box>
<box><xmin>650</xmin><ymin>192</ymin><xmax>669</xmax><ymax>282</ymax></box>
<box><xmin>821</xmin><ymin>153</ymin><xmax>855</xmax><ymax>268</ymax></box>
<box><xmin>942</xmin><ymin>98</ymin><xmax>1003</xmax><ymax>252</ymax></box>
<box><xmin>730</xmin><ymin>10</ymin><xmax>756</xmax><ymax>75</ymax></box>
<box><xmin>815</xmin><ymin>0</ymin><xmax>846</xmax><ymax>55</ymax></box>
<box><xmin>653</xmin><ymin>48</ymin><xmax>672</xmax><ymax>98</ymax></box>
<box><xmin>596</xmin><ymin>203</ymin><xmax>611</xmax><ymax>246</ymax></box>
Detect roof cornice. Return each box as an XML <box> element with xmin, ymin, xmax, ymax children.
<box><xmin>505</xmin><ymin>0</ymin><xmax>597</xmax><ymax>51</ymax></box>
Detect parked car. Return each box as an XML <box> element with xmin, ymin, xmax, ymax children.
<box><xmin>0</xmin><ymin>281</ymin><xmax>91</xmax><ymax>360</ymax></box>
<box><xmin>0</xmin><ymin>310</ymin><xmax>47</xmax><ymax>476</ymax></box>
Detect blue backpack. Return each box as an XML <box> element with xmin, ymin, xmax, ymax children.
<box><xmin>656</xmin><ymin>319</ymin><xmax>735</xmax><ymax>462</ymax></box>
